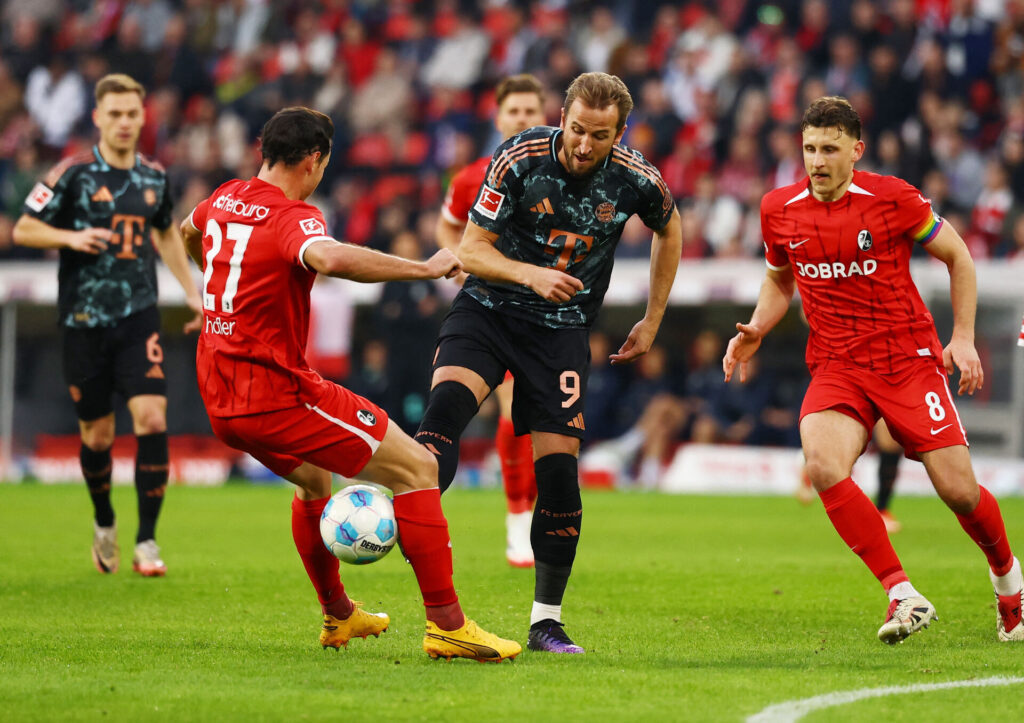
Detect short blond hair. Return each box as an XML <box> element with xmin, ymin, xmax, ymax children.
<box><xmin>94</xmin><ymin>74</ymin><xmax>146</xmax><ymax>104</ymax></box>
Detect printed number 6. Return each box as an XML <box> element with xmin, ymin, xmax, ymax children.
<box><xmin>925</xmin><ymin>391</ymin><xmax>946</xmax><ymax>422</ymax></box>
<box><xmin>560</xmin><ymin>371</ymin><xmax>580</xmax><ymax>409</ymax></box>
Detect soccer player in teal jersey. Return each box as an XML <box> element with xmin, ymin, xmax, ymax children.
<box><xmin>415</xmin><ymin>72</ymin><xmax>682</xmax><ymax>653</ymax></box>
<box><xmin>13</xmin><ymin>74</ymin><xmax>202</xmax><ymax>577</ymax></box>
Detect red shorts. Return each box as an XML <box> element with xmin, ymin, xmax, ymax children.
<box><xmin>209</xmin><ymin>383</ymin><xmax>389</xmax><ymax>478</ymax></box>
<box><xmin>800</xmin><ymin>359</ymin><xmax>968</xmax><ymax>459</ymax></box>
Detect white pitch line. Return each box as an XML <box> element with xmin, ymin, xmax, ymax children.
<box><xmin>747</xmin><ymin>676</ymin><xmax>1024</xmax><ymax>723</ymax></box>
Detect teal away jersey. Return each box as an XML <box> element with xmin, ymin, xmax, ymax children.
<box><xmin>23</xmin><ymin>146</ymin><xmax>173</xmax><ymax>328</ymax></box>
<box><xmin>466</xmin><ymin>125</ymin><xmax>674</xmax><ymax>329</ymax></box>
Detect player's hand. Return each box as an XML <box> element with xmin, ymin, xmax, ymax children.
<box><xmin>183</xmin><ymin>293</ymin><xmax>203</xmax><ymax>334</ymax></box>
<box><xmin>610</xmin><ymin>318</ymin><xmax>658</xmax><ymax>365</ymax></box>
<box><xmin>527</xmin><ymin>267</ymin><xmax>584</xmax><ymax>303</ymax></box>
<box><xmin>424</xmin><ymin>249</ymin><xmax>463</xmax><ymax>279</ymax></box>
<box><xmin>722</xmin><ymin>322</ymin><xmax>764</xmax><ymax>383</ymax></box>
<box><xmin>66</xmin><ymin>228</ymin><xmax>112</xmax><ymax>254</ymax></box>
<box><xmin>942</xmin><ymin>337</ymin><xmax>984</xmax><ymax>395</ymax></box>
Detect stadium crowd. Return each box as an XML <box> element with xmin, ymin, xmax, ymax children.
<box><xmin>1</xmin><ymin>0</ymin><xmax>1022</xmax><ymax>474</ymax></box>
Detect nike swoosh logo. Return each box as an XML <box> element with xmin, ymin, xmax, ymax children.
<box><xmin>789</xmin><ymin>238</ymin><xmax>809</xmax><ymax>249</ymax></box>
<box><xmin>930</xmin><ymin>424</ymin><xmax>952</xmax><ymax>435</ymax></box>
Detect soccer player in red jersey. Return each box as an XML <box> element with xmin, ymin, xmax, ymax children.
<box><xmin>179</xmin><ymin>107</ymin><xmax>520</xmax><ymax>661</ymax></box>
<box><xmin>436</xmin><ymin>74</ymin><xmax>546</xmax><ymax>568</ymax></box>
<box><xmin>724</xmin><ymin>97</ymin><xmax>1023</xmax><ymax>644</ymax></box>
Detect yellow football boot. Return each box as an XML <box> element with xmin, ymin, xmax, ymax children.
<box><xmin>423</xmin><ymin>618</ymin><xmax>521</xmax><ymax>662</ymax></box>
<box><xmin>320</xmin><ymin>603</ymin><xmax>390</xmax><ymax>649</ymax></box>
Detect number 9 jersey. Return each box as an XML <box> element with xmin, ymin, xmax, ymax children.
<box><xmin>188</xmin><ymin>177</ymin><xmax>335</xmax><ymax>417</ymax></box>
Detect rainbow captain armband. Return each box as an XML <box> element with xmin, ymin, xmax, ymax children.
<box><xmin>912</xmin><ymin>213</ymin><xmax>943</xmax><ymax>244</ymax></box>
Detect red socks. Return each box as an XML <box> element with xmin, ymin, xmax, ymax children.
<box><xmin>819</xmin><ymin>477</ymin><xmax>908</xmax><ymax>591</ymax></box>
<box><xmin>495</xmin><ymin>417</ymin><xmax>536</xmax><ymax>514</ymax></box>
<box><xmin>392</xmin><ymin>488</ymin><xmax>463</xmax><ymax>629</ymax></box>
<box><xmin>291</xmin><ymin>495</ymin><xmax>352</xmax><ymax>619</ymax></box>
<box><xmin>956</xmin><ymin>486</ymin><xmax>1014</xmax><ymax>576</ymax></box>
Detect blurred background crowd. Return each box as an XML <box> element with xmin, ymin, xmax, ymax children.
<box><xmin>2</xmin><ymin>0</ymin><xmax>1023</xmax><ymax>480</ymax></box>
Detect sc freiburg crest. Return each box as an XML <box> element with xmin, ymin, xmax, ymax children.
<box><xmin>857</xmin><ymin>229</ymin><xmax>873</xmax><ymax>251</ymax></box>
<box><xmin>357</xmin><ymin>409</ymin><xmax>377</xmax><ymax>426</ymax></box>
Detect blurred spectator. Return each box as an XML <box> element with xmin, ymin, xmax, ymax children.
<box><xmin>421</xmin><ymin>9</ymin><xmax>490</xmax><ymax>89</ymax></box>
<box><xmin>24</xmin><ymin>52</ymin><xmax>86</xmax><ymax>153</ymax></box>
<box><xmin>573</xmin><ymin>5</ymin><xmax>625</xmax><ymax>73</ymax></box>
<box><xmin>307</xmin><ymin>276</ymin><xmax>354</xmax><ymax>383</ymax></box>
<box><xmin>969</xmin><ymin>159</ymin><xmax>1013</xmax><ymax>257</ymax></box>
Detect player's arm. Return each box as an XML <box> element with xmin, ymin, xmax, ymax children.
<box><xmin>611</xmin><ymin>207</ymin><xmax>682</xmax><ymax>365</ymax></box>
<box><xmin>152</xmin><ymin>224</ymin><xmax>204</xmax><ymax>333</ymax></box>
<box><xmin>434</xmin><ymin>213</ymin><xmax>470</xmax><ymax>286</ymax></box>
<box><xmin>923</xmin><ymin>221</ymin><xmax>983</xmax><ymax>395</ymax></box>
<box><xmin>11</xmin><ymin>214</ymin><xmax>112</xmax><ymax>253</ymax></box>
<box><xmin>723</xmin><ymin>264</ymin><xmax>795</xmax><ymax>383</ymax></box>
<box><xmin>458</xmin><ymin>220</ymin><xmax>584</xmax><ymax>302</ymax></box>
<box><xmin>179</xmin><ymin>214</ymin><xmax>204</xmax><ymax>268</ymax></box>
<box><xmin>303</xmin><ymin>240</ymin><xmax>462</xmax><ymax>282</ymax></box>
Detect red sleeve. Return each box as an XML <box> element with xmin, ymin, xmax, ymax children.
<box><xmin>189</xmin><ymin>196</ymin><xmax>211</xmax><ymax>233</ymax></box>
<box><xmin>760</xmin><ymin>195</ymin><xmax>789</xmax><ymax>269</ymax></box>
<box><xmin>441</xmin><ymin>159</ymin><xmax>487</xmax><ymax>225</ymax></box>
<box><xmin>278</xmin><ymin>204</ymin><xmax>334</xmax><ymax>270</ymax></box>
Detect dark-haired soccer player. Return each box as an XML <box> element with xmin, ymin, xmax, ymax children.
<box><xmin>436</xmin><ymin>73</ymin><xmax>546</xmax><ymax>568</ymax></box>
<box><xmin>13</xmin><ymin>73</ymin><xmax>202</xmax><ymax>577</ymax></box>
<box><xmin>180</xmin><ymin>107</ymin><xmax>520</xmax><ymax>661</ymax></box>
<box><xmin>724</xmin><ymin>96</ymin><xmax>1023</xmax><ymax>644</ymax></box>
<box><xmin>416</xmin><ymin>72</ymin><xmax>682</xmax><ymax>653</ymax></box>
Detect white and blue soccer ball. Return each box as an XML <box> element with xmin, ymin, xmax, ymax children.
<box><xmin>320</xmin><ymin>485</ymin><xmax>398</xmax><ymax>565</ymax></box>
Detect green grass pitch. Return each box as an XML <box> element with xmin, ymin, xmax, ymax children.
<box><xmin>1</xmin><ymin>483</ymin><xmax>1023</xmax><ymax>722</ymax></box>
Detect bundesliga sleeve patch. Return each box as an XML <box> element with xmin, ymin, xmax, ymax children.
<box><xmin>25</xmin><ymin>182</ymin><xmax>54</xmax><ymax>212</ymax></box>
<box><xmin>299</xmin><ymin>217</ymin><xmax>326</xmax><ymax>235</ymax></box>
<box><xmin>474</xmin><ymin>185</ymin><xmax>505</xmax><ymax>220</ymax></box>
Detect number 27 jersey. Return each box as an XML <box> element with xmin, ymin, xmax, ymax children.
<box><xmin>190</xmin><ymin>177</ymin><xmax>334</xmax><ymax>417</ymax></box>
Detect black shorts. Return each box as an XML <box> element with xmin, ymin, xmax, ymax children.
<box><xmin>62</xmin><ymin>305</ymin><xmax>167</xmax><ymax>421</ymax></box>
<box><xmin>433</xmin><ymin>293</ymin><xmax>590</xmax><ymax>439</ymax></box>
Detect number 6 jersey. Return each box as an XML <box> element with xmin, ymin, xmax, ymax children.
<box><xmin>189</xmin><ymin>177</ymin><xmax>335</xmax><ymax>417</ymax></box>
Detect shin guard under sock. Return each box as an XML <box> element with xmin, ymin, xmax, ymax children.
<box><xmin>957</xmin><ymin>486</ymin><xmax>1014</xmax><ymax>576</ymax></box>
<box><xmin>135</xmin><ymin>432</ymin><xmax>168</xmax><ymax>543</ymax></box>
<box><xmin>820</xmin><ymin>477</ymin><xmax>908</xmax><ymax>591</ymax></box>
<box><xmin>291</xmin><ymin>495</ymin><xmax>351</xmax><ymax>618</ymax></box>
<box><xmin>414</xmin><ymin>381</ymin><xmax>480</xmax><ymax>492</ymax></box>
<box><xmin>531</xmin><ymin>454</ymin><xmax>582</xmax><ymax>606</ymax></box>
<box><xmin>81</xmin><ymin>444</ymin><xmax>114</xmax><ymax>527</ymax></box>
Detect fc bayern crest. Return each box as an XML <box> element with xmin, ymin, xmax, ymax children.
<box><xmin>357</xmin><ymin>409</ymin><xmax>377</xmax><ymax>426</ymax></box>
<box><xmin>857</xmin><ymin>229</ymin><xmax>873</xmax><ymax>250</ymax></box>
<box><xmin>595</xmin><ymin>201</ymin><xmax>615</xmax><ymax>222</ymax></box>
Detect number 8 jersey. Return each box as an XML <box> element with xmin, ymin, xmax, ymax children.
<box><xmin>189</xmin><ymin>177</ymin><xmax>335</xmax><ymax>417</ymax></box>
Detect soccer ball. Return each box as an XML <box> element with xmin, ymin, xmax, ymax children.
<box><xmin>320</xmin><ymin>485</ymin><xmax>398</xmax><ymax>564</ymax></box>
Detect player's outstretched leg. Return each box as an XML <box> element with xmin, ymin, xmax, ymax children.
<box><xmin>82</xmin><ymin>442</ymin><xmax>118</xmax><ymax>573</ymax></box>
<box><xmin>321</xmin><ymin>603</ymin><xmax>390</xmax><ymax>649</ymax></box>
<box><xmin>133</xmin><ymin>430</ymin><xmax>169</xmax><ymax>576</ymax></box>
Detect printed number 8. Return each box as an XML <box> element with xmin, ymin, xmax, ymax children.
<box><xmin>925</xmin><ymin>391</ymin><xmax>946</xmax><ymax>422</ymax></box>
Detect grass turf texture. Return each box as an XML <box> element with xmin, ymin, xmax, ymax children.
<box><xmin>1</xmin><ymin>483</ymin><xmax>1023</xmax><ymax>722</ymax></box>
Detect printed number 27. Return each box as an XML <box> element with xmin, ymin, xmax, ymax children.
<box><xmin>203</xmin><ymin>220</ymin><xmax>253</xmax><ymax>314</ymax></box>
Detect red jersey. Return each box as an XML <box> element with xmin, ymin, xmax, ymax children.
<box><xmin>761</xmin><ymin>170</ymin><xmax>945</xmax><ymax>374</ymax></box>
<box><xmin>440</xmin><ymin>156</ymin><xmax>490</xmax><ymax>226</ymax></box>
<box><xmin>190</xmin><ymin>177</ymin><xmax>336</xmax><ymax>417</ymax></box>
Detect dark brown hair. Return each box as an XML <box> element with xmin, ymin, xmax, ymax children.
<box><xmin>801</xmin><ymin>96</ymin><xmax>862</xmax><ymax>140</ymax></box>
<box><xmin>495</xmin><ymin>74</ymin><xmax>545</xmax><ymax>107</ymax></box>
<box><xmin>259</xmin><ymin>107</ymin><xmax>334</xmax><ymax>168</ymax></box>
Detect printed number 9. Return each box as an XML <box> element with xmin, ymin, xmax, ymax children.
<box><xmin>560</xmin><ymin>371</ymin><xmax>580</xmax><ymax>409</ymax></box>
